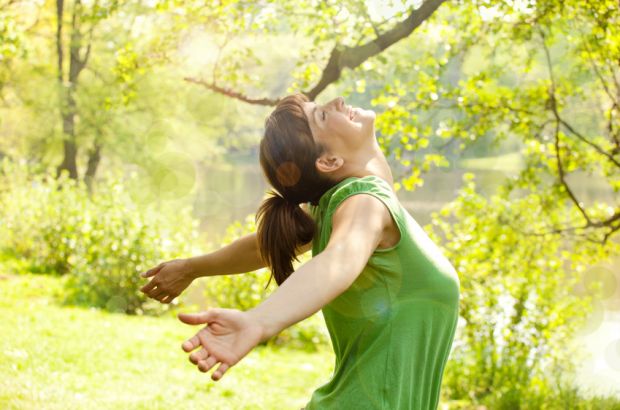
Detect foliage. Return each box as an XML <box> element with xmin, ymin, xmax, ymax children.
<box><xmin>0</xmin><ymin>3</ymin><xmax>26</xmax><ymax>89</ymax></box>
<box><xmin>371</xmin><ymin>0</ymin><xmax>620</xmax><ymax>239</ymax></box>
<box><xmin>428</xmin><ymin>173</ymin><xmax>620</xmax><ymax>408</ymax></box>
<box><xmin>140</xmin><ymin>0</ymin><xmax>619</xmax><ymax>240</ymax></box>
<box><xmin>200</xmin><ymin>213</ymin><xmax>330</xmax><ymax>352</ymax></box>
<box><xmin>0</xmin><ymin>158</ymin><xmax>202</xmax><ymax>315</ymax></box>
<box><xmin>0</xmin><ymin>157</ymin><xmax>329</xmax><ymax>346</ymax></box>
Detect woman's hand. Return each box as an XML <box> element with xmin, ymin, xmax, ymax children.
<box><xmin>178</xmin><ymin>308</ymin><xmax>265</xmax><ymax>381</ymax></box>
<box><xmin>139</xmin><ymin>259</ymin><xmax>196</xmax><ymax>304</ymax></box>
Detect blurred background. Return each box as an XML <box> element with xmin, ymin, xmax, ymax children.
<box><xmin>1</xmin><ymin>0</ymin><xmax>619</xmax><ymax>408</ymax></box>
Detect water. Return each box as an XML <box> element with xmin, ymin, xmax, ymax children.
<box><xmin>190</xmin><ymin>159</ymin><xmax>620</xmax><ymax>398</ymax></box>
<box><xmin>191</xmin><ymin>163</ymin><xmax>512</xmax><ymax>243</ymax></box>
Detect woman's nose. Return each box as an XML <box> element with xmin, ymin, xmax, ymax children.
<box><xmin>332</xmin><ymin>96</ymin><xmax>344</xmax><ymax>110</ymax></box>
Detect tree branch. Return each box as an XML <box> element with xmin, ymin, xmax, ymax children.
<box><xmin>581</xmin><ymin>36</ymin><xmax>619</xmax><ymax>108</ymax></box>
<box><xmin>183</xmin><ymin>77</ymin><xmax>280</xmax><ymax>105</ymax></box>
<box><xmin>56</xmin><ymin>0</ymin><xmax>64</xmax><ymax>84</ymax></box>
<box><xmin>68</xmin><ymin>0</ymin><xmax>84</xmax><ymax>81</ymax></box>
<box><xmin>306</xmin><ymin>0</ymin><xmax>447</xmax><ymax>101</ymax></box>
<box><xmin>538</xmin><ymin>26</ymin><xmax>620</xmax><ymax>168</ymax></box>
<box><xmin>553</xmin><ymin>118</ymin><xmax>592</xmax><ymax>225</ymax></box>
<box><xmin>185</xmin><ymin>0</ymin><xmax>447</xmax><ymax>104</ymax></box>
<box><xmin>558</xmin><ymin>117</ymin><xmax>620</xmax><ymax>168</ymax></box>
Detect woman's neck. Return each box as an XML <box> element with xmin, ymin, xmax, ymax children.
<box><xmin>341</xmin><ymin>143</ymin><xmax>394</xmax><ymax>187</ymax></box>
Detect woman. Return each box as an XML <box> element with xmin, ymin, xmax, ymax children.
<box><xmin>139</xmin><ymin>93</ymin><xmax>460</xmax><ymax>409</ymax></box>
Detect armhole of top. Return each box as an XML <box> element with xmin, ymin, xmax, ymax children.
<box><xmin>328</xmin><ymin>188</ymin><xmax>404</xmax><ymax>254</ymax></box>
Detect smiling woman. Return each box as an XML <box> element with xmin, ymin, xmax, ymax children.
<box><xmin>139</xmin><ymin>92</ymin><xmax>460</xmax><ymax>410</ymax></box>
<box><xmin>302</xmin><ymin>96</ymin><xmax>377</xmax><ymax>159</ymax></box>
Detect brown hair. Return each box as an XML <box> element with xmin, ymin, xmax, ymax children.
<box><xmin>256</xmin><ymin>93</ymin><xmax>336</xmax><ymax>287</ymax></box>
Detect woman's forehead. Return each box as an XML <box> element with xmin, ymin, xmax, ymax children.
<box><xmin>302</xmin><ymin>101</ymin><xmax>318</xmax><ymax>130</ymax></box>
<box><xmin>301</xmin><ymin>101</ymin><xmax>314</xmax><ymax>115</ymax></box>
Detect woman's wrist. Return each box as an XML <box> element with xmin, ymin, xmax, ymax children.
<box><xmin>184</xmin><ymin>257</ymin><xmax>204</xmax><ymax>280</ymax></box>
<box><xmin>246</xmin><ymin>307</ymin><xmax>277</xmax><ymax>343</ymax></box>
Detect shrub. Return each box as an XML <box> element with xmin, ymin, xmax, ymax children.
<box><xmin>429</xmin><ymin>174</ymin><xmax>619</xmax><ymax>408</ymax></box>
<box><xmin>0</xmin><ymin>158</ymin><xmax>329</xmax><ymax>350</ymax></box>
<box><xmin>0</xmin><ymin>158</ymin><xmax>202</xmax><ymax>315</ymax></box>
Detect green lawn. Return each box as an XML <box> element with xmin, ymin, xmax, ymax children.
<box><xmin>0</xmin><ymin>274</ymin><xmax>334</xmax><ymax>410</ymax></box>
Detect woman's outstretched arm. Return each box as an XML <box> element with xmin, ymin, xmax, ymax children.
<box><xmin>247</xmin><ymin>194</ymin><xmax>388</xmax><ymax>341</ymax></box>
<box><xmin>140</xmin><ymin>232</ymin><xmax>269</xmax><ymax>303</ymax></box>
<box><xmin>140</xmin><ymin>204</ymin><xmax>313</xmax><ymax>303</ymax></box>
<box><xmin>185</xmin><ymin>230</ymin><xmax>311</xmax><ymax>276</ymax></box>
<box><xmin>178</xmin><ymin>193</ymin><xmax>390</xmax><ymax>380</ymax></box>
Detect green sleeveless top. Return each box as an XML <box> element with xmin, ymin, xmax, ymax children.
<box><xmin>304</xmin><ymin>175</ymin><xmax>460</xmax><ymax>410</ymax></box>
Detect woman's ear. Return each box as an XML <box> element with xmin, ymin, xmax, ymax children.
<box><xmin>315</xmin><ymin>153</ymin><xmax>344</xmax><ymax>175</ymax></box>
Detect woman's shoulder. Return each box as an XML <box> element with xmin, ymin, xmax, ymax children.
<box><xmin>307</xmin><ymin>174</ymin><xmax>398</xmax><ymax>217</ymax></box>
<box><xmin>328</xmin><ymin>175</ymin><xmax>395</xmax><ymax>206</ymax></box>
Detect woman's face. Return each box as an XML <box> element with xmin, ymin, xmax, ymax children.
<box><xmin>302</xmin><ymin>96</ymin><xmax>376</xmax><ymax>156</ymax></box>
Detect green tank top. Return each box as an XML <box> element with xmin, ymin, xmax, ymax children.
<box><xmin>304</xmin><ymin>175</ymin><xmax>460</xmax><ymax>410</ymax></box>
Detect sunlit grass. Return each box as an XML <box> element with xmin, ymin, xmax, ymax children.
<box><xmin>0</xmin><ymin>274</ymin><xmax>333</xmax><ymax>410</ymax></box>
<box><xmin>4</xmin><ymin>273</ymin><xmax>618</xmax><ymax>409</ymax></box>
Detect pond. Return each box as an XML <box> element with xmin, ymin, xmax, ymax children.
<box><xmin>192</xmin><ymin>162</ymin><xmax>517</xmax><ymax>244</ymax></box>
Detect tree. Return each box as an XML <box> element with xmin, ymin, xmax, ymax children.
<box><xmin>172</xmin><ymin>0</ymin><xmax>619</xmax><ymax>242</ymax></box>
<box><xmin>54</xmin><ymin>0</ymin><xmax>123</xmax><ymax>180</ymax></box>
<box><xmin>181</xmin><ymin>0</ymin><xmax>447</xmax><ymax>104</ymax></box>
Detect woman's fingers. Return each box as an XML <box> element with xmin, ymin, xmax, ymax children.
<box><xmin>190</xmin><ymin>348</ymin><xmax>230</xmax><ymax>381</ymax></box>
<box><xmin>139</xmin><ymin>279</ymin><xmax>158</xmax><ymax>294</ymax></box>
<box><xmin>141</xmin><ymin>263</ymin><xmax>165</xmax><ymax>278</ymax></box>
<box><xmin>212</xmin><ymin>363</ymin><xmax>230</xmax><ymax>381</ymax></box>
<box><xmin>197</xmin><ymin>355</ymin><xmax>218</xmax><ymax>373</ymax></box>
<box><xmin>189</xmin><ymin>348</ymin><xmax>209</xmax><ymax>364</ymax></box>
<box><xmin>150</xmin><ymin>288</ymin><xmax>167</xmax><ymax>300</ymax></box>
<box><xmin>177</xmin><ymin>308</ymin><xmax>255</xmax><ymax>382</ymax></box>
<box><xmin>182</xmin><ymin>334</ymin><xmax>201</xmax><ymax>352</ymax></box>
<box><xmin>178</xmin><ymin>310</ymin><xmax>219</xmax><ymax>325</ymax></box>
<box><xmin>160</xmin><ymin>294</ymin><xmax>174</xmax><ymax>304</ymax></box>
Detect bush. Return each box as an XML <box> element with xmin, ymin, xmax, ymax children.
<box><xmin>429</xmin><ymin>174</ymin><xmax>619</xmax><ymax>408</ymax></box>
<box><xmin>0</xmin><ymin>158</ymin><xmax>329</xmax><ymax>350</ymax></box>
<box><xmin>0</xmin><ymin>158</ymin><xmax>202</xmax><ymax>315</ymax></box>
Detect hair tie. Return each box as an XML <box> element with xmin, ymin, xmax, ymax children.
<box><xmin>275</xmin><ymin>192</ymin><xmax>300</xmax><ymax>207</ymax></box>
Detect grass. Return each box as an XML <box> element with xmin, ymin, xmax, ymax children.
<box><xmin>0</xmin><ymin>274</ymin><xmax>334</xmax><ymax>410</ymax></box>
<box><xmin>4</xmin><ymin>273</ymin><xmax>619</xmax><ymax>410</ymax></box>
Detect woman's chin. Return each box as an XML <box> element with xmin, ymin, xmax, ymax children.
<box><xmin>352</xmin><ymin>108</ymin><xmax>375</xmax><ymax>125</ymax></box>
<box><xmin>361</xmin><ymin>113</ymin><xmax>376</xmax><ymax>131</ymax></box>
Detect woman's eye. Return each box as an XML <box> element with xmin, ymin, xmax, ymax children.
<box><xmin>322</xmin><ymin>111</ymin><xmax>326</xmax><ymax>121</ymax></box>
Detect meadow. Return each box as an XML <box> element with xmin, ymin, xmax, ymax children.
<box><xmin>0</xmin><ymin>273</ymin><xmax>334</xmax><ymax>410</ymax></box>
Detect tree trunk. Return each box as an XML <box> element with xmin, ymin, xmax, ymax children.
<box><xmin>56</xmin><ymin>0</ymin><xmax>89</xmax><ymax>180</ymax></box>
<box><xmin>57</xmin><ymin>88</ymin><xmax>79</xmax><ymax>179</ymax></box>
<box><xmin>57</xmin><ymin>136</ymin><xmax>79</xmax><ymax>179</ymax></box>
<box><xmin>84</xmin><ymin>142</ymin><xmax>101</xmax><ymax>191</ymax></box>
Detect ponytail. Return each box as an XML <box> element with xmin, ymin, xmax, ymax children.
<box><xmin>257</xmin><ymin>93</ymin><xmax>335</xmax><ymax>288</ymax></box>
<box><xmin>255</xmin><ymin>191</ymin><xmax>315</xmax><ymax>288</ymax></box>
